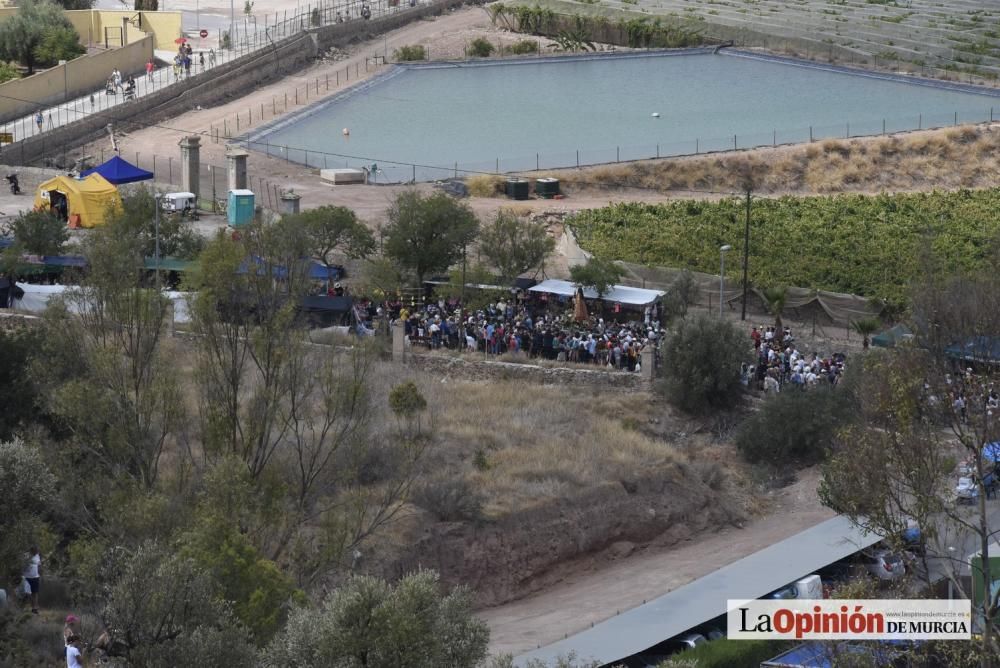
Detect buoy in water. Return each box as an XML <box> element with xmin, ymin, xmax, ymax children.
<box><xmin>651</xmin><ymin>112</ymin><xmax>660</xmax><ymax>118</ymax></box>
<box><xmin>342</xmin><ymin>127</ymin><xmax>350</xmax><ymax>136</ymax></box>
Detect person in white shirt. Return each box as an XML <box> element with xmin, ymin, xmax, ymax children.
<box><xmin>23</xmin><ymin>546</ymin><xmax>40</xmax><ymax>614</ymax></box>
<box><xmin>65</xmin><ymin>635</ymin><xmax>84</xmax><ymax>668</ymax></box>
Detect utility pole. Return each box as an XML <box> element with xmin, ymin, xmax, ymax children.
<box><xmin>740</xmin><ymin>188</ymin><xmax>751</xmax><ymax>322</ymax></box>
<box><xmin>154</xmin><ymin>192</ymin><xmax>162</xmax><ymax>292</ymax></box>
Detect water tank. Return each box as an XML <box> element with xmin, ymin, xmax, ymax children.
<box><xmin>535</xmin><ymin>177</ymin><xmax>560</xmax><ymax>198</ymax></box>
<box><xmin>506</xmin><ymin>177</ymin><xmax>529</xmax><ymax>200</ymax></box>
<box><xmin>228</xmin><ymin>189</ymin><xmax>255</xmax><ymax>227</ymax></box>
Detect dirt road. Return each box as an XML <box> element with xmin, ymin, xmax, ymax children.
<box><xmin>478</xmin><ymin>468</ymin><xmax>834</xmax><ymax>657</ymax></box>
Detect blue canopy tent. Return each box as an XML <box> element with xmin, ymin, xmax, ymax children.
<box><xmin>80</xmin><ymin>156</ymin><xmax>154</xmax><ymax>185</ymax></box>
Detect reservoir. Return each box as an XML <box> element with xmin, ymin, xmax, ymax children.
<box><xmin>247</xmin><ymin>49</ymin><xmax>1000</xmax><ymax>182</ymax></box>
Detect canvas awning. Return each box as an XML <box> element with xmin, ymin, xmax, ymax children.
<box><xmin>528</xmin><ymin>279</ymin><xmax>664</xmax><ymax>307</ymax></box>
<box><xmin>80</xmin><ymin>155</ymin><xmax>154</xmax><ymax>185</ymax></box>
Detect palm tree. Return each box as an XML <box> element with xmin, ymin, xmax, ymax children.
<box><xmin>852</xmin><ymin>317</ymin><xmax>881</xmax><ymax>350</ymax></box>
<box><xmin>762</xmin><ymin>286</ymin><xmax>788</xmax><ymax>340</ymax></box>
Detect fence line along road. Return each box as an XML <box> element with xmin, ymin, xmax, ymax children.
<box><xmin>0</xmin><ymin>0</ymin><xmax>416</xmax><ymax>149</ymax></box>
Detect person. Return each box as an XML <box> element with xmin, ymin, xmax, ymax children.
<box><xmin>65</xmin><ymin>634</ymin><xmax>84</xmax><ymax>668</ymax></box>
<box><xmin>199</xmin><ymin>51</ymin><xmax>205</xmax><ymax>70</ymax></box>
<box><xmin>183</xmin><ymin>54</ymin><xmax>191</xmax><ymax>77</ymax></box>
<box><xmin>63</xmin><ymin>615</ymin><xmax>80</xmax><ymax>645</ymax></box>
<box><xmin>172</xmin><ymin>55</ymin><xmax>181</xmax><ymax>81</ymax></box>
<box><xmin>34</xmin><ymin>110</ymin><xmax>43</xmax><ymax>132</ymax></box>
<box><xmin>145</xmin><ymin>58</ymin><xmax>154</xmax><ymax>80</ymax></box>
<box><xmin>23</xmin><ymin>546</ymin><xmax>40</xmax><ymax>614</ymax></box>
<box><xmin>112</xmin><ymin>67</ymin><xmax>122</xmax><ymax>91</ymax></box>
<box><xmin>208</xmin><ymin>48</ymin><xmax>217</xmax><ymax>67</ymax></box>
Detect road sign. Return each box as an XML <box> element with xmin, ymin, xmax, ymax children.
<box><xmin>199</xmin><ymin>29</ymin><xmax>208</xmax><ymax>38</ymax></box>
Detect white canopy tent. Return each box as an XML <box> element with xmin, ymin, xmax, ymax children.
<box><xmin>12</xmin><ymin>284</ymin><xmax>192</xmax><ymax>324</ymax></box>
<box><xmin>528</xmin><ymin>279</ymin><xmax>665</xmax><ymax>307</ymax></box>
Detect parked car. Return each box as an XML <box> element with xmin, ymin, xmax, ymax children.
<box><xmin>765</xmin><ymin>584</ymin><xmax>799</xmax><ymax>599</ymax></box>
<box><xmin>859</xmin><ymin>548</ymin><xmax>905</xmax><ymax>580</ymax></box>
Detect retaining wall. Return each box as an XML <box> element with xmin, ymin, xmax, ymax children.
<box><xmin>7</xmin><ymin>0</ymin><xmax>470</xmax><ymax>166</ymax></box>
<box><xmin>0</xmin><ymin>35</ymin><xmax>154</xmax><ymax>124</ymax></box>
<box><xmin>405</xmin><ymin>352</ymin><xmax>647</xmax><ymax>389</ymax></box>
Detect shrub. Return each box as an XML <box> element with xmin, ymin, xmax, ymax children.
<box><xmin>658</xmin><ymin>638</ymin><xmax>794</xmax><ymax>667</ymax></box>
<box><xmin>508</xmin><ymin>39</ymin><xmax>539</xmax><ymax>55</ymax></box>
<box><xmin>468</xmin><ymin>37</ymin><xmax>495</xmax><ymax>57</ymax></box>
<box><xmin>263</xmin><ymin>571</ymin><xmax>489</xmax><ymax>668</ymax></box>
<box><xmin>660</xmin><ymin>314</ymin><xmax>747</xmax><ymax>414</ymax></box>
<box><xmin>412</xmin><ymin>477</ymin><xmax>484</xmax><ymax>522</ymax></box>
<box><xmin>736</xmin><ymin>386</ymin><xmax>855</xmax><ymax>466</ymax></box>
<box><xmin>394</xmin><ymin>44</ymin><xmax>426</xmax><ymax>61</ymax></box>
<box><xmin>467</xmin><ymin>174</ymin><xmax>505</xmax><ymax>197</ymax></box>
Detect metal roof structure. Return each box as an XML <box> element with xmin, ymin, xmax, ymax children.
<box><xmin>528</xmin><ymin>279</ymin><xmax>665</xmax><ymax>307</ymax></box>
<box><xmin>514</xmin><ymin>515</ymin><xmax>883</xmax><ymax>667</ymax></box>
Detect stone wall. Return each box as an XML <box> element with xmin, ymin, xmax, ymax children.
<box><xmin>405</xmin><ymin>352</ymin><xmax>648</xmax><ymax>389</ymax></box>
<box><xmin>8</xmin><ymin>0</ymin><xmax>471</xmax><ymax>166</ymax></box>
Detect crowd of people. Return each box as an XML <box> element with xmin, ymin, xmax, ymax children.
<box><xmin>380</xmin><ymin>294</ymin><xmax>662</xmax><ymax>372</ymax></box>
<box><xmin>745</xmin><ymin>324</ymin><xmax>847</xmax><ymax>392</ymax></box>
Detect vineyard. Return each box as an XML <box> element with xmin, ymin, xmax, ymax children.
<box><xmin>568</xmin><ymin>190</ymin><xmax>1000</xmax><ymax>304</ymax></box>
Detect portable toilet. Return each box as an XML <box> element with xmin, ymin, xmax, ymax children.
<box><xmin>228</xmin><ymin>189</ymin><xmax>255</xmax><ymax>227</ymax></box>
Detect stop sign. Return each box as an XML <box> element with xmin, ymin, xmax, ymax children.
<box><xmin>199</xmin><ymin>29</ymin><xmax>209</xmax><ymax>38</ymax></box>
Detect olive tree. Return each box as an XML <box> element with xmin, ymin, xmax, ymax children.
<box><xmin>660</xmin><ymin>314</ymin><xmax>747</xmax><ymax>414</ymax></box>
<box><xmin>383</xmin><ymin>191</ymin><xmax>479</xmax><ymax>286</ymax></box>
<box><xmin>479</xmin><ymin>210</ymin><xmax>554</xmax><ymax>286</ymax></box>
<box><xmin>263</xmin><ymin>570</ymin><xmax>489</xmax><ymax>668</ymax></box>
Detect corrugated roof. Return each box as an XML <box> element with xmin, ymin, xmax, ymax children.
<box><xmin>514</xmin><ymin>515</ymin><xmax>882</xmax><ymax>667</ymax></box>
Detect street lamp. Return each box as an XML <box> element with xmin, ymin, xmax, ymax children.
<box><xmin>719</xmin><ymin>244</ymin><xmax>732</xmax><ymax>318</ymax></box>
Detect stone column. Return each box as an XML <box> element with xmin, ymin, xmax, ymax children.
<box><xmin>178</xmin><ymin>136</ymin><xmax>201</xmax><ymax>200</ymax></box>
<box><xmin>640</xmin><ymin>348</ymin><xmax>655</xmax><ymax>381</ymax></box>
<box><xmin>226</xmin><ymin>146</ymin><xmax>249</xmax><ymax>191</ymax></box>
<box><xmin>392</xmin><ymin>321</ymin><xmax>406</xmax><ymax>363</ymax></box>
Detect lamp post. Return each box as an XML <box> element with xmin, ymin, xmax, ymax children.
<box><xmin>719</xmin><ymin>244</ymin><xmax>732</xmax><ymax>318</ymax></box>
<box><xmin>154</xmin><ymin>192</ymin><xmax>162</xmax><ymax>291</ymax></box>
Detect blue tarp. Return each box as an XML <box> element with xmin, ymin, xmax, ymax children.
<box><xmin>80</xmin><ymin>155</ymin><xmax>154</xmax><ymax>185</ymax></box>
<box><xmin>945</xmin><ymin>337</ymin><xmax>1000</xmax><ymax>364</ymax></box>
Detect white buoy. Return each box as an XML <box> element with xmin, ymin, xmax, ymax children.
<box><xmin>651</xmin><ymin>112</ymin><xmax>660</xmax><ymax>118</ymax></box>
<box><xmin>342</xmin><ymin>127</ymin><xmax>350</xmax><ymax>136</ymax></box>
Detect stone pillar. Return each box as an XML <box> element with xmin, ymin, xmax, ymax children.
<box><xmin>392</xmin><ymin>321</ymin><xmax>406</xmax><ymax>363</ymax></box>
<box><xmin>178</xmin><ymin>136</ymin><xmax>201</xmax><ymax>200</ymax></box>
<box><xmin>226</xmin><ymin>146</ymin><xmax>249</xmax><ymax>191</ymax></box>
<box><xmin>280</xmin><ymin>190</ymin><xmax>301</xmax><ymax>215</ymax></box>
<box><xmin>640</xmin><ymin>348</ymin><xmax>655</xmax><ymax>381</ymax></box>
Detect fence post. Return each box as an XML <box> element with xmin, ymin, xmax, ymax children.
<box><xmin>772</xmin><ymin>130</ymin><xmax>776</xmax><ymax>147</ymax></box>
<box><xmin>846</xmin><ymin>123</ymin><xmax>849</xmax><ymax>138</ymax></box>
<box><xmin>809</xmin><ymin>126</ymin><xmax>813</xmax><ymax>141</ymax></box>
<box><xmin>412</xmin><ymin>164</ymin><xmax>416</xmax><ymax>182</ymax></box>
<box><xmin>696</xmin><ymin>138</ymin><xmax>699</xmax><ymax>154</ymax></box>
<box><xmin>495</xmin><ymin>157</ymin><xmax>499</xmax><ymax>174</ymax></box>
<box><xmin>295</xmin><ymin>88</ymin><xmax>299</xmax><ymax>104</ymax></box>
<box><xmin>882</xmin><ymin>119</ymin><xmax>885</xmax><ymax>135</ymax></box>
<box><xmin>733</xmin><ymin>134</ymin><xmax>737</xmax><ymax>150</ymax></box>
<box><xmin>954</xmin><ymin>111</ymin><xmax>958</xmax><ymax>126</ymax></box>
<box><xmin>326</xmin><ymin>74</ymin><xmax>329</xmax><ymax>90</ymax></box>
<box><xmin>153</xmin><ymin>155</ymin><xmax>156</xmax><ymax>174</ymax></box>
<box><xmin>454</xmin><ymin>162</ymin><xmax>458</xmax><ymax>178</ymax></box>
<box><xmin>656</xmin><ymin>144</ymin><xmax>659</xmax><ymax>158</ymax></box>
<box><xmin>536</xmin><ymin>153</ymin><xmax>539</xmax><ymax>170</ymax></box>
<box><xmin>576</xmin><ymin>149</ymin><xmax>579</xmax><ymax>167</ymax></box>
<box><xmin>918</xmin><ymin>114</ymin><xmax>922</xmax><ymax>130</ymax></box>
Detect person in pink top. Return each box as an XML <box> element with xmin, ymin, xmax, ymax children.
<box><xmin>145</xmin><ymin>58</ymin><xmax>154</xmax><ymax>80</ymax></box>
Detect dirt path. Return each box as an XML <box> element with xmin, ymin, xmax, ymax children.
<box><xmin>478</xmin><ymin>468</ymin><xmax>834</xmax><ymax>657</ymax></box>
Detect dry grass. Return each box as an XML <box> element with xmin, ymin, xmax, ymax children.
<box><xmin>411</xmin><ymin>377</ymin><xmax>678</xmax><ymax>516</ymax></box>
<box><xmin>467</xmin><ymin>174</ymin><xmax>505</xmax><ymax>197</ymax></box>
<box><xmin>547</xmin><ymin>124</ymin><xmax>1000</xmax><ymax>195</ymax></box>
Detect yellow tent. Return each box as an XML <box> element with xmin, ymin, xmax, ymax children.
<box><xmin>34</xmin><ymin>173</ymin><xmax>122</xmax><ymax>229</ymax></box>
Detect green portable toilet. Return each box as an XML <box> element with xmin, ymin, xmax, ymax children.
<box><xmin>228</xmin><ymin>189</ymin><xmax>255</xmax><ymax>227</ymax></box>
